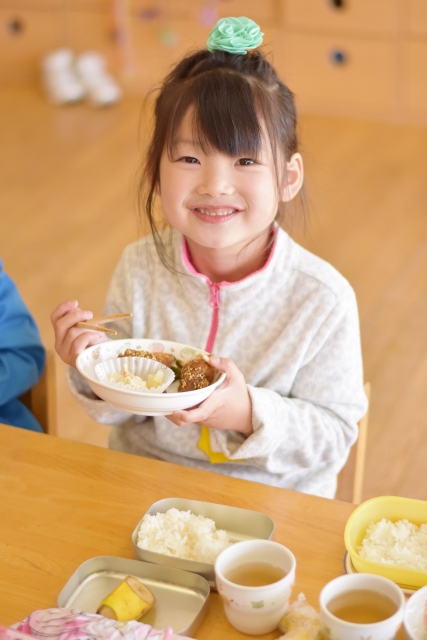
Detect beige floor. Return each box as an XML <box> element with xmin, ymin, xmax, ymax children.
<box><xmin>2</xmin><ymin>86</ymin><xmax>427</xmax><ymax>501</ymax></box>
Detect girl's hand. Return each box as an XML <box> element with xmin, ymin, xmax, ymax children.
<box><xmin>51</xmin><ymin>300</ymin><xmax>109</xmax><ymax>368</ymax></box>
<box><xmin>167</xmin><ymin>356</ymin><xmax>253</xmax><ymax>436</ymax></box>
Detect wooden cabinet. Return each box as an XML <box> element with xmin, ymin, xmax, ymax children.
<box><xmin>401</xmin><ymin>41</ymin><xmax>427</xmax><ymax>118</ymax></box>
<box><xmin>65</xmin><ymin>10</ymin><xmax>118</xmax><ymax>74</ymax></box>
<box><xmin>284</xmin><ymin>0</ymin><xmax>399</xmax><ymax>37</ymax></box>
<box><xmin>217</xmin><ymin>0</ymin><xmax>279</xmax><ymax>25</ymax></box>
<box><xmin>277</xmin><ymin>32</ymin><xmax>395</xmax><ymax>118</ymax></box>
<box><xmin>406</xmin><ymin>0</ymin><xmax>427</xmax><ymax>38</ymax></box>
<box><xmin>0</xmin><ymin>8</ymin><xmax>63</xmax><ymax>82</ymax></box>
<box><xmin>0</xmin><ymin>0</ymin><xmax>427</xmax><ymax>124</ymax></box>
<box><xmin>276</xmin><ymin>0</ymin><xmax>427</xmax><ymax>124</ymax></box>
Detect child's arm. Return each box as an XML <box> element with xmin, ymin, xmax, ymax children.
<box><xmin>0</xmin><ymin>264</ymin><xmax>45</xmax><ymax>405</ymax></box>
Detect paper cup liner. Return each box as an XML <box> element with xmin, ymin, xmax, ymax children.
<box><xmin>94</xmin><ymin>356</ymin><xmax>175</xmax><ymax>394</ymax></box>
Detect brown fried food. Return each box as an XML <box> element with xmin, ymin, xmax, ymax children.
<box><xmin>118</xmin><ymin>348</ymin><xmax>175</xmax><ymax>368</ymax></box>
<box><xmin>178</xmin><ymin>354</ymin><xmax>215</xmax><ymax>392</ymax></box>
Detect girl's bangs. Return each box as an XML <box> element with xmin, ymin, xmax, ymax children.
<box><xmin>167</xmin><ymin>71</ymin><xmax>264</xmax><ymax>159</ymax></box>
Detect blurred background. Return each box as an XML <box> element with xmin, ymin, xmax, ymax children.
<box><xmin>1</xmin><ymin>0</ymin><xmax>427</xmax><ymax>501</ymax></box>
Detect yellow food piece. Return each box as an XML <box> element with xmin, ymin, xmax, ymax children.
<box><xmin>97</xmin><ymin>576</ymin><xmax>155</xmax><ymax>621</ymax></box>
<box><xmin>146</xmin><ymin>370</ymin><xmax>164</xmax><ymax>388</ymax></box>
<box><xmin>278</xmin><ymin>594</ymin><xmax>321</xmax><ymax>639</ymax></box>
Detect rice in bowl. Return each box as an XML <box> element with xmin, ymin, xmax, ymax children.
<box><xmin>136</xmin><ymin>508</ymin><xmax>232</xmax><ymax>563</ymax></box>
<box><xmin>358</xmin><ymin>518</ymin><xmax>427</xmax><ymax>571</ymax></box>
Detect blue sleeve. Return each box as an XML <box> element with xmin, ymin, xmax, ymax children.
<box><xmin>0</xmin><ymin>261</ymin><xmax>46</xmax><ymax>407</ymax></box>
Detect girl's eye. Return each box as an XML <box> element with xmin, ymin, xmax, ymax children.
<box><xmin>179</xmin><ymin>156</ymin><xmax>199</xmax><ymax>164</ymax></box>
<box><xmin>236</xmin><ymin>158</ymin><xmax>255</xmax><ymax>166</ymax></box>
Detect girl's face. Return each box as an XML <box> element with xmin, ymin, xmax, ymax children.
<box><xmin>159</xmin><ymin>111</ymin><xmax>283</xmax><ymax>256</ymax></box>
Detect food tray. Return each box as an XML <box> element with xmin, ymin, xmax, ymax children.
<box><xmin>57</xmin><ymin>556</ymin><xmax>210</xmax><ymax>637</ymax></box>
<box><xmin>132</xmin><ymin>498</ymin><xmax>275</xmax><ymax>588</ymax></box>
<box><xmin>344</xmin><ymin>496</ymin><xmax>427</xmax><ymax>590</ymax></box>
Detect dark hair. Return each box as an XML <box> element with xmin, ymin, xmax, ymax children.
<box><xmin>139</xmin><ymin>47</ymin><xmax>304</xmax><ymax>270</ymax></box>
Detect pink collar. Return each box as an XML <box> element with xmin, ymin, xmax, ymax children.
<box><xmin>181</xmin><ymin>227</ymin><xmax>278</xmax><ymax>285</ymax></box>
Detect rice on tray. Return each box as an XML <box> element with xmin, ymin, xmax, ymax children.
<box><xmin>136</xmin><ymin>508</ymin><xmax>232</xmax><ymax>563</ymax></box>
<box><xmin>358</xmin><ymin>518</ymin><xmax>427</xmax><ymax>571</ymax></box>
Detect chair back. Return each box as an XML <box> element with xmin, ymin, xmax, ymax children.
<box><xmin>20</xmin><ymin>350</ymin><xmax>57</xmax><ymax>435</ymax></box>
<box><xmin>335</xmin><ymin>382</ymin><xmax>371</xmax><ymax>504</ymax></box>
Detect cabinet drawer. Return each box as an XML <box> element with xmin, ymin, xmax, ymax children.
<box><xmin>125</xmin><ymin>19</ymin><xmax>173</xmax><ymax>93</ymax></box>
<box><xmin>284</xmin><ymin>0</ymin><xmax>399</xmax><ymax>36</ymax></box>
<box><xmin>0</xmin><ymin>8</ymin><xmax>62</xmax><ymax>82</ymax></box>
<box><xmin>0</xmin><ymin>1</ymin><xmax>60</xmax><ymax>8</ymax></box>
<box><xmin>0</xmin><ymin>0</ymin><xmax>108</xmax><ymax>10</ymax></box>
<box><xmin>218</xmin><ymin>0</ymin><xmax>279</xmax><ymax>25</ymax></box>
<box><xmin>131</xmin><ymin>0</ymin><xmax>278</xmax><ymax>26</ymax></box>
<box><xmin>276</xmin><ymin>32</ymin><xmax>395</xmax><ymax>117</ymax></box>
<box><xmin>66</xmin><ymin>11</ymin><xmax>118</xmax><ymax>73</ymax></box>
<box><xmin>401</xmin><ymin>41</ymin><xmax>427</xmax><ymax>119</ymax></box>
<box><xmin>132</xmin><ymin>0</ymin><xmax>200</xmax><ymax>21</ymax></box>
<box><xmin>406</xmin><ymin>0</ymin><xmax>427</xmax><ymax>38</ymax></box>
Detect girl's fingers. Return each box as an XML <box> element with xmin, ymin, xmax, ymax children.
<box><xmin>50</xmin><ymin>300</ymin><xmax>79</xmax><ymax>324</ymax></box>
<box><xmin>60</xmin><ymin>324</ymin><xmax>102</xmax><ymax>357</ymax></box>
<box><xmin>69</xmin><ymin>331</ymin><xmax>108</xmax><ymax>365</ymax></box>
<box><xmin>209</xmin><ymin>356</ymin><xmax>241</xmax><ymax>386</ymax></box>
<box><xmin>60</xmin><ymin>329</ymin><xmax>107</xmax><ymax>367</ymax></box>
<box><xmin>54</xmin><ymin>308</ymin><xmax>94</xmax><ymax>347</ymax></box>
<box><xmin>171</xmin><ymin>391</ymin><xmax>221</xmax><ymax>425</ymax></box>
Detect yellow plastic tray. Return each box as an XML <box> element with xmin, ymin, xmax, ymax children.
<box><xmin>344</xmin><ymin>496</ymin><xmax>427</xmax><ymax>590</ymax></box>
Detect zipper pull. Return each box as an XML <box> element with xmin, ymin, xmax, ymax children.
<box><xmin>209</xmin><ymin>283</ymin><xmax>220</xmax><ymax>309</ymax></box>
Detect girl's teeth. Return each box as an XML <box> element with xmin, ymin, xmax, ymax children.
<box><xmin>197</xmin><ymin>208</ymin><xmax>235</xmax><ymax>216</ymax></box>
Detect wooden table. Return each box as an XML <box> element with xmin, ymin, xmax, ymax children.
<box><xmin>0</xmin><ymin>423</ymin><xmax>399</xmax><ymax>639</ymax></box>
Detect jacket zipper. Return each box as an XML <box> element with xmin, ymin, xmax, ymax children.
<box><xmin>205</xmin><ymin>282</ymin><xmax>220</xmax><ymax>352</ymax></box>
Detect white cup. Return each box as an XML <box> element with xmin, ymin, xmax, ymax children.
<box><xmin>319</xmin><ymin>573</ymin><xmax>405</xmax><ymax>640</ymax></box>
<box><xmin>403</xmin><ymin>584</ymin><xmax>427</xmax><ymax>640</ymax></box>
<box><xmin>214</xmin><ymin>539</ymin><xmax>296</xmax><ymax>635</ymax></box>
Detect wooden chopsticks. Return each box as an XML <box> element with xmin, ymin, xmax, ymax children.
<box><xmin>75</xmin><ymin>313</ymin><xmax>132</xmax><ymax>335</ymax></box>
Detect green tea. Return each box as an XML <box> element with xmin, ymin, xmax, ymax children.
<box><xmin>327</xmin><ymin>589</ymin><xmax>397</xmax><ymax>624</ymax></box>
<box><xmin>224</xmin><ymin>561</ymin><xmax>286</xmax><ymax>587</ymax></box>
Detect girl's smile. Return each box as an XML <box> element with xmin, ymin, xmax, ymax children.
<box><xmin>191</xmin><ymin>205</ymin><xmax>242</xmax><ymax>223</ymax></box>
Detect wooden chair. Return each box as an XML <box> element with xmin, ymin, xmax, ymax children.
<box><xmin>335</xmin><ymin>383</ymin><xmax>371</xmax><ymax>504</ymax></box>
<box><xmin>20</xmin><ymin>349</ymin><xmax>57</xmax><ymax>436</ymax></box>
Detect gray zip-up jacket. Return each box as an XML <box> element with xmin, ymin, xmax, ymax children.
<box><xmin>68</xmin><ymin>226</ymin><xmax>367</xmax><ymax>498</ymax></box>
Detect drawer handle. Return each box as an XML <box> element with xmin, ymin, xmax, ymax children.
<box><xmin>7</xmin><ymin>17</ymin><xmax>24</xmax><ymax>35</ymax></box>
<box><xmin>330</xmin><ymin>49</ymin><xmax>348</xmax><ymax>65</ymax></box>
<box><xmin>330</xmin><ymin>0</ymin><xmax>346</xmax><ymax>8</ymax></box>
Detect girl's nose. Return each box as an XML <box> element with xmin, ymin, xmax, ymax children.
<box><xmin>196</xmin><ymin>163</ymin><xmax>234</xmax><ymax>197</ymax></box>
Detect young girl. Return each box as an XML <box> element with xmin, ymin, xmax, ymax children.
<box><xmin>51</xmin><ymin>17</ymin><xmax>367</xmax><ymax>498</ymax></box>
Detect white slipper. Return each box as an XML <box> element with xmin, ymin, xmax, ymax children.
<box><xmin>75</xmin><ymin>52</ymin><xmax>122</xmax><ymax>107</ymax></box>
<box><xmin>41</xmin><ymin>48</ymin><xmax>86</xmax><ymax>105</ymax></box>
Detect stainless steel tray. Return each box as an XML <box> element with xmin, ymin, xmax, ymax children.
<box><xmin>132</xmin><ymin>498</ymin><xmax>275</xmax><ymax>588</ymax></box>
<box><xmin>57</xmin><ymin>556</ymin><xmax>210</xmax><ymax>637</ymax></box>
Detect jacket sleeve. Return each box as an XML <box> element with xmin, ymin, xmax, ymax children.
<box><xmin>225</xmin><ymin>291</ymin><xmax>368</xmax><ymax>477</ymax></box>
<box><xmin>0</xmin><ymin>263</ymin><xmax>46</xmax><ymax>407</ymax></box>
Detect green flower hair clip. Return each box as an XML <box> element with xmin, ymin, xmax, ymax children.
<box><xmin>207</xmin><ymin>16</ymin><xmax>264</xmax><ymax>56</ymax></box>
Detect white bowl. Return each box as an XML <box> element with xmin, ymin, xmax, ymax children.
<box><xmin>404</xmin><ymin>584</ymin><xmax>427</xmax><ymax>640</ymax></box>
<box><xmin>76</xmin><ymin>338</ymin><xmax>226</xmax><ymax>416</ymax></box>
